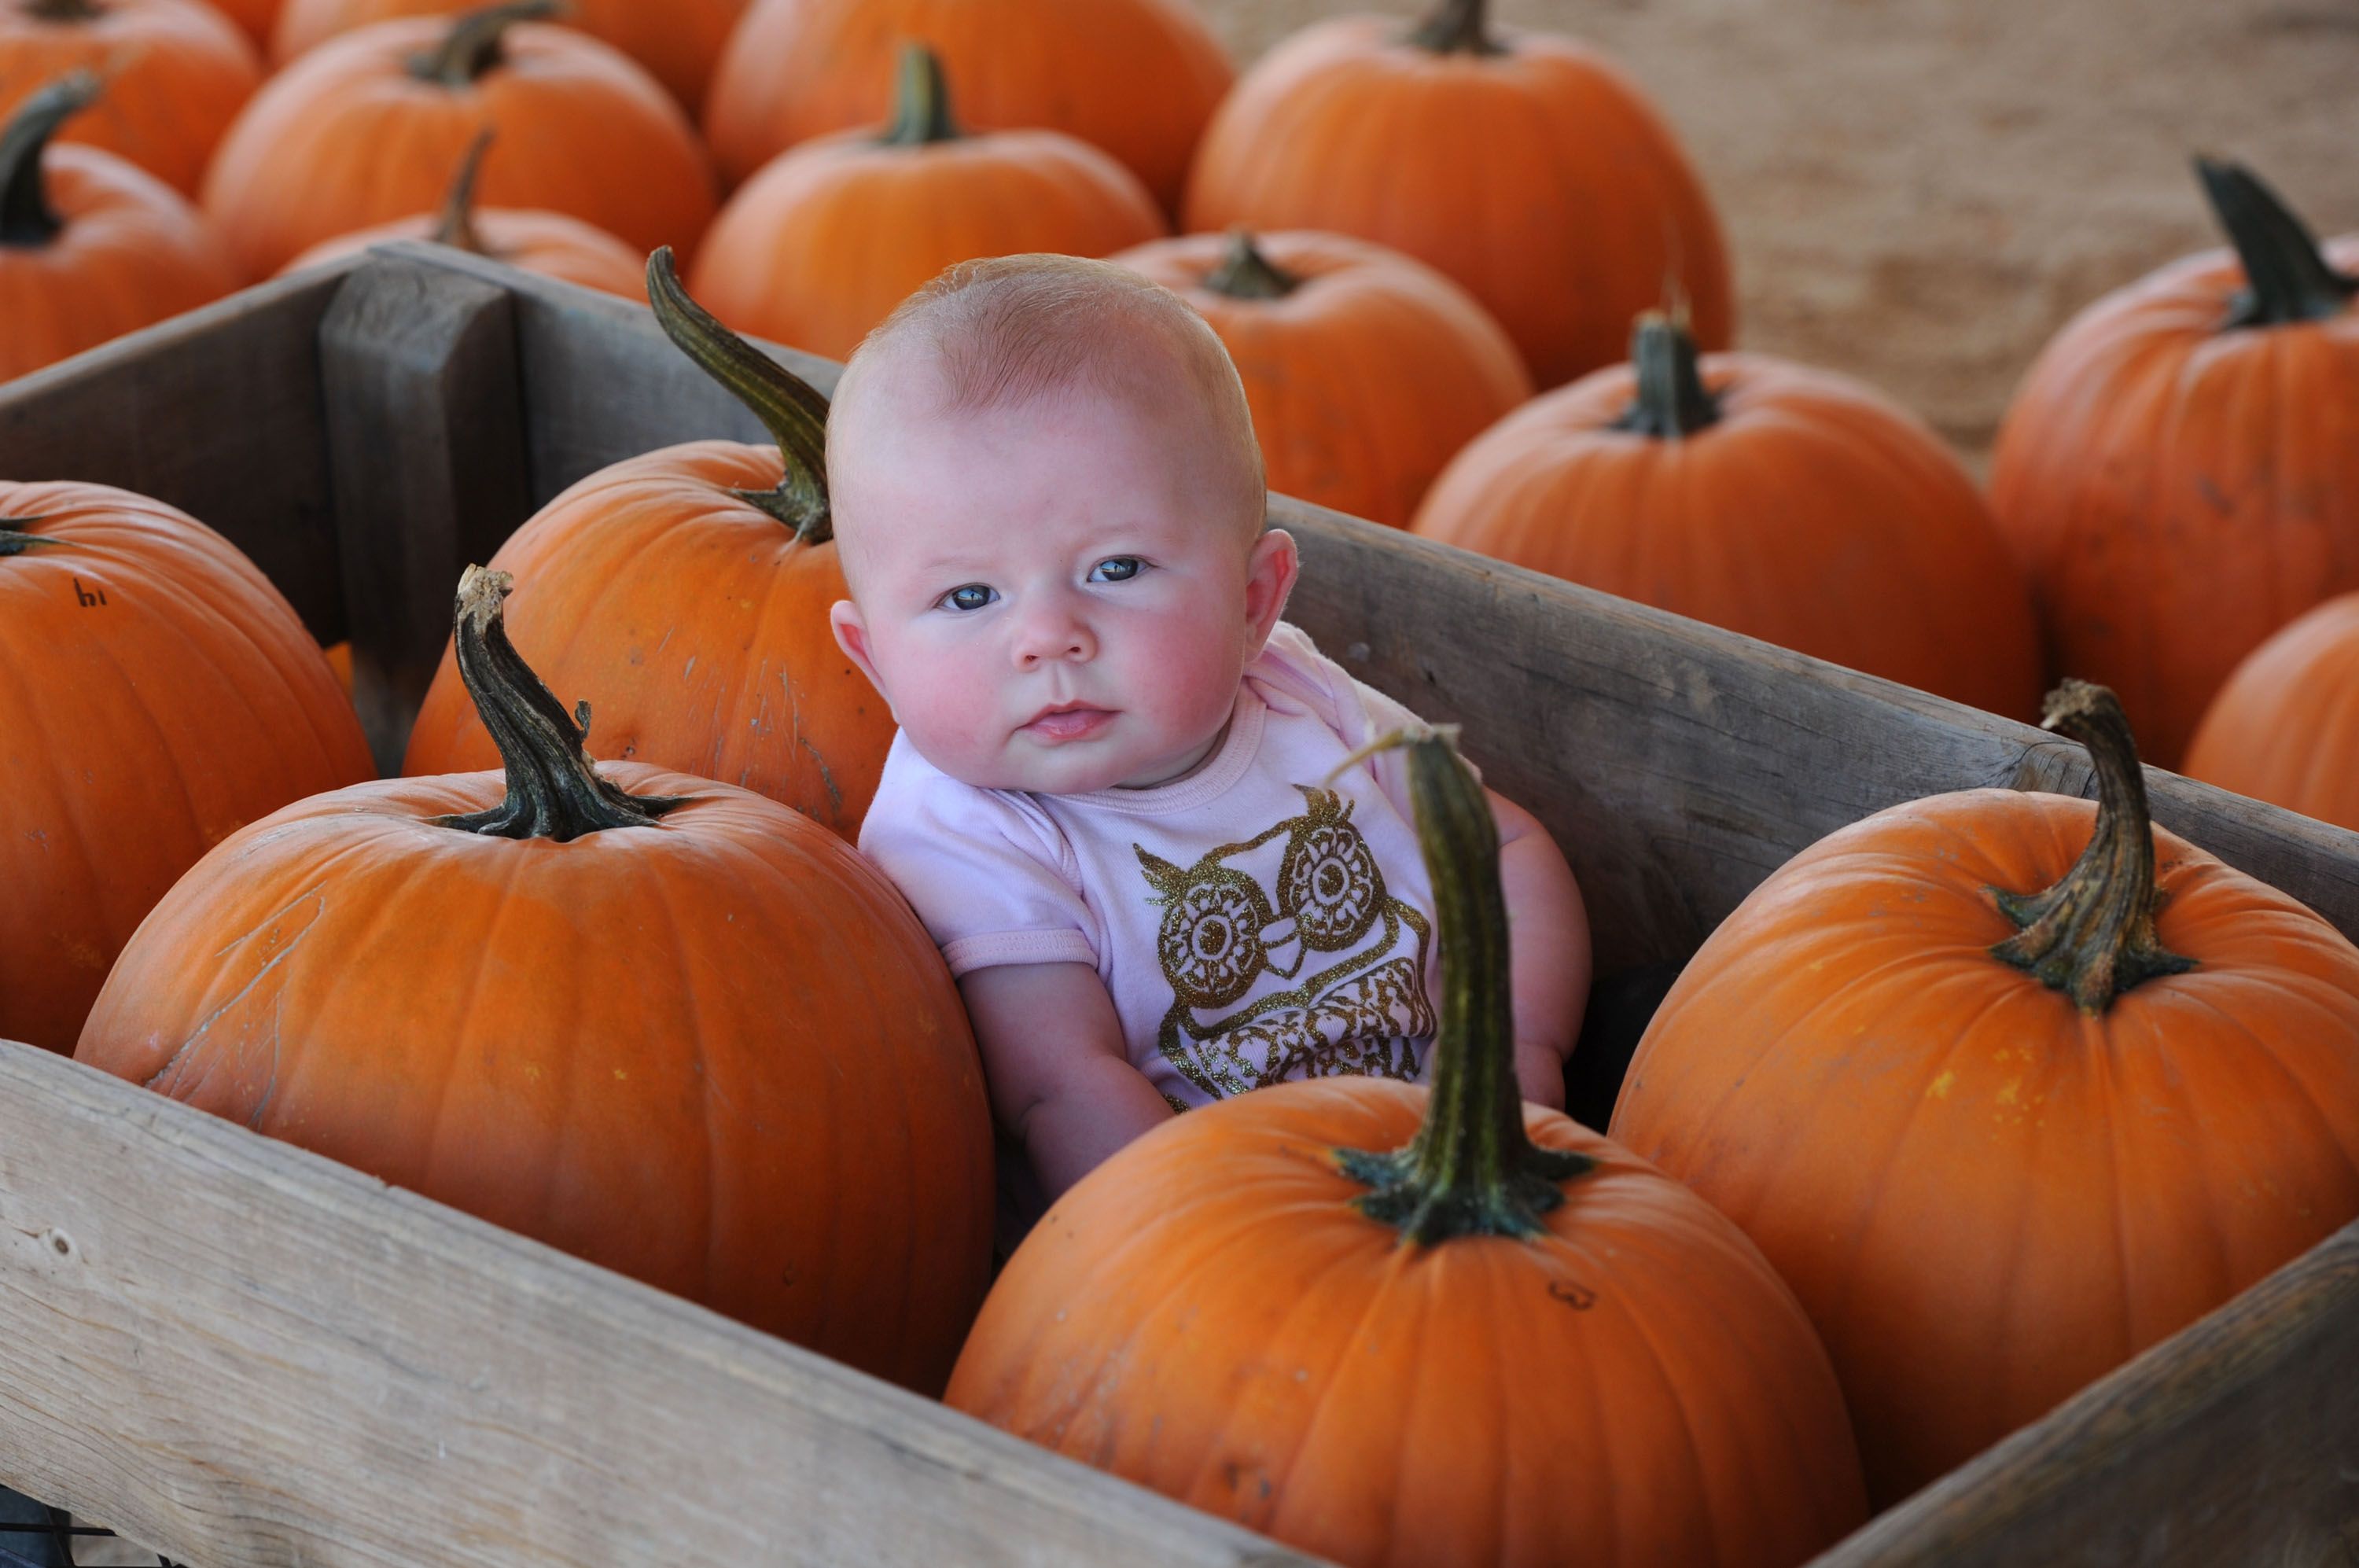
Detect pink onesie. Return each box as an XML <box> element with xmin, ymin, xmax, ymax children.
<box><xmin>857</xmin><ymin>622</ymin><xmax>1448</xmax><ymax>1112</ymax></box>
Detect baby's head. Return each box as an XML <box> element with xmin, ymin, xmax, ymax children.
<box><xmin>827</xmin><ymin>254</ymin><xmax>1296</xmax><ymax>794</ymax></box>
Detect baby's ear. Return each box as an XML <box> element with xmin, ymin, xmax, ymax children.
<box><xmin>1244</xmin><ymin>528</ymin><xmax>1300</xmax><ymax>646</ymax></box>
<box><xmin>830</xmin><ymin>600</ymin><xmax>892</xmax><ymax>708</ymax></box>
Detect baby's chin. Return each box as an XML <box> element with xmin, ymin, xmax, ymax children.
<box><xmin>913</xmin><ymin>725</ymin><xmax>1209</xmax><ymax>796</ymax></box>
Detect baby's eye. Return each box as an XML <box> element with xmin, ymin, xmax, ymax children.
<box><xmin>1089</xmin><ymin>557</ymin><xmax>1145</xmax><ymax>583</ymax></box>
<box><xmin>940</xmin><ymin>583</ymin><xmax>997</xmax><ymax>613</ymax></box>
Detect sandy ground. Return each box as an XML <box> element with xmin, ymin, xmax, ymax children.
<box><xmin>1199</xmin><ymin>0</ymin><xmax>2357</xmax><ymax>465</ymax></box>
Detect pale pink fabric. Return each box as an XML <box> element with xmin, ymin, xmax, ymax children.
<box><xmin>858</xmin><ymin>623</ymin><xmax>1451</xmax><ymax>1111</ymax></box>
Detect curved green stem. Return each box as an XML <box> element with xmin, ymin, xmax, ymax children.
<box><xmin>1990</xmin><ymin>680</ymin><xmax>2196</xmax><ymax>1011</ymax></box>
<box><xmin>2196</xmin><ymin>159</ymin><xmax>2357</xmax><ymax>329</ymax></box>
<box><xmin>1404</xmin><ymin>0</ymin><xmax>1501</xmax><ymax>54</ymax></box>
<box><xmin>0</xmin><ymin>72</ymin><xmax>100</xmax><ymax>249</ymax></box>
<box><xmin>409</xmin><ymin>0</ymin><xmax>559</xmax><ymax>88</ymax></box>
<box><xmin>645</xmin><ymin>247</ymin><xmax>833</xmax><ymax>542</ymax></box>
<box><xmin>432</xmin><ymin>565</ymin><xmax>682</xmax><ymax>841</ymax></box>
<box><xmin>1335</xmin><ymin>729</ymin><xmax>1592</xmax><ymax>1244</ymax></box>
<box><xmin>1203</xmin><ymin>230</ymin><xmax>1301</xmax><ymax>300</ymax></box>
<box><xmin>879</xmin><ymin>43</ymin><xmax>961</xmax><ymax>145</ymax></box>
<box><xmin>432</xmin><ymin>127</ymin><xmax>496</xmax><ymax>255</ymax></box>
<box><xmin>0</xmin><ymin>519</ymin><xmax>56</xmax><ymax>556</ymax></box>
<box><xmin>24</xmin><ymin>0</ymin><xmax>103</xmax><ymax>21</ymax></box>
<box><xmin>1612</xmin><ymin>312</ymin><xmax>1721</xmax><ymax>439</ymax></box>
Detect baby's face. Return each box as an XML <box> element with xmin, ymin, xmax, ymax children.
<box><xmin>830</xmin><ymin>381</ymin><xmax>1294</xmax><ymax>794</ymax></box>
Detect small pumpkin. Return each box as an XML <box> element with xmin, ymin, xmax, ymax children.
<box><xmin>688</xmin><ymin>45</ymin><xmax>1165</xmax><ymax>363</ymax></box>
<box><xmin>1182</xmin><ymin>0</ymin><xmax>1728</xmax><ymax>388</ymax></box>
<box><xmin>403</xmin><ymin>251</ymin><xmax>895</xmax><ymax>838</ymax></box>
<box><xmin>1110</xmin><ymin>230</ymin><xmax>1532</xmax><ymax>528</ymax></box>
<box><xmin>2184</xmin><ymin>591</ymin><xmax>2359</xmax><ymax>831</ymax></box>
<box><xmin>703</xmin><ymin>0</ymin><xmax>1230</xmax><ymax>212</ymax></box>
<box><xmin>200</xmin><ymin>0</ymin><xmax>715</xmax><ymax>279</ymax></box>
<box><xmin>0</xmin><ymin>480</ymin><xmax>374</xmax><ymax>1053</ymax></box>
<box><xmin>948</xmin><ymin>730</ymin><xmax>1868</xmax><ymax>1568</ymax></box>
<box><xmin>79</xmin><ymin>565</ymin><xmax>996</xmax><ymax>1393</ymax></box>
<box><xmin>1412</xmin><ymin>312</ymin><xmax>2041</xmax><ymax>718</ymax></box>
<box><xmin>277</xmin><ymin>127</ymin><xmax>646</xmax><ymax>297</ymax></box>
<box><xmin>1611</xmin><ymin>681</ymin><xmax>2359</xmax><ymax>1506</ymax></box>
<box><xmin>0</xmin><ymin>0</ymin><xmax>259</xmax><ymax>197</ymax></box>
<box><xmin>0</xmin><ymin>71</ymin><xmax>241</xmax><ymax>381</ymax></box>
<box><xmin>1990</xmin><ymin>160</ymin><xmax>2359</xmax><ymax>768</ymax></box>
<box><xmin>270</xmin><ymin>0</ymin><xmax>748</xmax><ymax>114</ymax></box>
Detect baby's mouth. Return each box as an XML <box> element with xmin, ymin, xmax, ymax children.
<box><xmin>1021</xmin><ymin>705</ymin><xmax>1115</xmax><ymax>742</ymax></box>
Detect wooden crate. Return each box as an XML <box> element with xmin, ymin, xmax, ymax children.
<box><xmin>0</xmin><ymin>243</ymin><xmax>2353</xmax><ymax>1567</ymax></box>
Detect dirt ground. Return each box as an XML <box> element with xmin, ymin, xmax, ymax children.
<box><xmin>1199</xmin><ymin>0</ymin><xmax>2357</xmax><ymax>466</ymax></box>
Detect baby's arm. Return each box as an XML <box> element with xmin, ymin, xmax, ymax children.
<box><xmin>1489</xmin><ymin>787</ymin><xmax>1590</xmax><ymax>1111</ymax></box>
<box><xmin>958</xmin><ymin>960</ymin><xmax>1175</xmax><ymax>1202</ymax></box>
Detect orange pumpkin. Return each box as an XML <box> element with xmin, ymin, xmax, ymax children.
<box><xmin>200</xmin><ymin>0</ymin><xmax>715</xmax><ymax>279</ymax></box>
<box><xmin>276</xmin><ymin>127</ymin><xmax>645</xmax><ymax>297</ymax></box>
<box><xmin>1412</xmin><ymin>313</ymin><xmax>2041</xmax><ymax>718</ymax></box>
<box><xmin>1</xmin><ymin>480</ymin><xmax>373</xmax><ymax>1053</ymax></box>
<box><xmin>1183</xmin><ymin>0</ymin><xmax>1728</xmax><ymax>389</ymax></box>
<box><xmin>270</xmin><ymin>0</ymin><xmax>748</xmax><ymax>114</ymax></box>
<box><xmin>688</xmin><ymin>46</ymin><xmax>1165</xmax><ymax>363</ymax></box>
<box><xmin>950</xmin><ymin>731</ymin><xmax>1867</xmax><ymax>1568</ymax></box>
<box><xmin>1991</xmin><ymin>160</ymin><xmax>2359</xmax><ymax>769</ymax></box>
<box><xmin>0</xmin><ymin>0</ymin><xmax>258</xmax><ymax>197</ymax></box>
<box><xmin>0</xmin><ymin>72</ymin><xmax>241</xmax><ymax>381</ymax></box>
<box><xmin>703</xmin><ymin>0</ymin><xmax>1228</xmax><ymax>213</ymax></box>
<box><xmin>1109</xmin><ymin>230</ymin><xmax>1531</xmax><ymax>528</ymax></box>
<box><xmin>403</xmin><ymin>252</ymin><xmax>893</xmax><ymax>838</ymax></box>
<box><xmin>1611</xmin><ymin>681</ymin><xmax>2359</xmax><ymax>1507</ymax></box>
<box><xmin>2184</xmin><ymin>591</ymin><xmax>2359</xmax><ymax>830</ymax></box>
<box><xmin>79</xmin><ymin>565</ymin><xmax>996</xmax><ymax>1393</ymax></box>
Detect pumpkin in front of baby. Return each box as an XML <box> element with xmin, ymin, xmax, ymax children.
<box><xmin>949</xmin><ymin>732</ymin><xmax>1867</xmax><ymax>1568</ymax></box>
<box><xmin>1112</xmin><ymin>230</ymin><xmax>1533</xmax><ymax>531</ymax></box>
<box><xmin>79</xmin><ymin>565</ymin><xmax>996</xmax><ymax>1397</ymax></box>
<box><xmin>686</xmin><ymin>44</ymin><xmax>1167</xmax><ymax>365</ymax></box>
<box><xmin>403</xmin><ymin>251</ymin><xmax>894</xmax><ymax>840</ymax></box>
<box><xmin>1414</xmin><ymin>311</ymin><xmax>2044</xmax><ymax>722</ymax></box>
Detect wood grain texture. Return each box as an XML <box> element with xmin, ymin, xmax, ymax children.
<box><xmin>0</xmin><ymin>265</ymin><xmax>359</xmax><ymax>642</ymax></box>
<box><xmin>0</xmin><ymin>1043</ymin><xmax>1318</xmax><ymax>1568</ymax></box>
<box><xmin>320</xmin><ymin>258</ymin><xmax>534</xmax><ymax>771</ymax></box>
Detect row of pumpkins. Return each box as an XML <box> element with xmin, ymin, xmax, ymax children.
<box><xmin>10</xmin><ymin>250</ymin><xmax>2359</xmax><ymax>1565</ymax></box>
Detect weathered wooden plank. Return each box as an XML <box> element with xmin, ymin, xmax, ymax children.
<box><xmin>319</xmin><ymin>257</ymin><xmax>535</xmax><ymax>771</ymax></box>
<box><xmin>0</xmin><ymin>265</ymin><xmax>359</xmax><ymax>642</ymax></box>
<box><xmin>0</xmin><ymin>1042</ymin><xmax>1317</xmax><ymax>1568</ymax></box>
<box><xmin>1809</xmin><ymin>1216</ymin><xmax>2359</xmax><ymax>1566</ymax></box>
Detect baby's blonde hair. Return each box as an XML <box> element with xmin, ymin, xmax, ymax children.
<box><xmin>827</xmin><ymin>254</ymin><xmax>1266</xmax><ymax>543</ymax></box>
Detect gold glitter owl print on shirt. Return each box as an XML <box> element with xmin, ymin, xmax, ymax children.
<box><xmin>1137</xmin><ymin>786</ymin><xmax>1435</xmax><ymax>1105</ymax></box>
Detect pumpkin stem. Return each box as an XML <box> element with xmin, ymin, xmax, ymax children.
<box><xmin>1990</xmin><ymin>680</ymin><xmax>2196</xmax><ymax>1012</ymax></box>
<box><xmin>410</xmin><ymin>0</ymin><xmax>559</xmax><ymax>89</ymax></box>
<box><xmin>1404</xmin><ymin>0</ymin><xmax>1501</xmax><ymax>55</ymax></box>
<box><xmin>879</xmin><ymin>43</ymin><xmax>961</xmax><ymax>146</ymax></box>
<box><xmin>0</xmin><ymin>71</ymin><xmax>99</xmax><ymax>249</ymax></box>
<box><xmin>1203</xmin><ymin>230</ymin><xmax>1301</xmax><ymax>300</ymax></box>
<box><xmin>2197</xmin><ymin>158</ymin><xmax>2357</xmax><ymax>330</ymax></box>
<box><xmin>432</xmin><ymin>565</ymin><xmax>683</xmax><ymax>841</ymax></box>
<box><xmin>1612</xmin><ymin>311</ymin><xmax>1721</xmax><ymax>439</ymax></box>
<box><xmin>0</xmin><ymin>518</ymin><xmax>55</xmax><ymax>556</ymax></box>
<box><xmin>432</xmin><ymin>126</ymin><xmax>496</xmax><ymax>255</ymax></box>
<box><xmin>25</xmin><ymin>0</ymin><xmax>103</xmax><ymax>20</ymax></box>
<box><xmin>645</xmin><ymin>247</ymin><xmax>833</xmax><ymax>543</ymax></box>
<box><xmin>1334</xmin><ymin>729</ymin><xmax>1592</xmax><ymax>1245</ymax></box>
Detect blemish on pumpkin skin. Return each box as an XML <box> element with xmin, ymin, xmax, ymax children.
<box><xmin>1996</xmin><ymin>1078</ymin><xmax>2022</xmax><ymax>1106</ymax></box>
<box><xmin>1927</xmin><ymin>1071</ymin><xmax>1956</xmax><ymax>1099</ymax></box>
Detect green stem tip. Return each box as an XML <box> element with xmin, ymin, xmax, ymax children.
<box><xmin>410</xmin><ymin>0</ymin><xmax>561</xmax><ymax>88</ymax></box>
<box><xmin>880</xmin><ymin>42</ymin><xmax>961</xmax><ymax>145</ymax></box>
<box><xmin>0</xmin><ymin>517</ymin><xmax>56</xmax><ymax>556</ymax></box>
<box><xmin>0</xmin><ymin>71</ymin><xmax>101</xmax><ymax>249</ymax></box>
<box><xmin>1612</xmin><ymin>311</ymin><xmax>1721</xmax><ymax>440</ymax></box>
<box><xmin>432</xmin><ymin>126</ymin><xmax>496</xmax><ymax>255</ymax></box>
<box><xmin>2196</xmin><ymin>157</ymin><xmax>2357</xmax><ymax>329</ymax></box>
<box><xmin>1203</xmin><ymin>230</ymin><xmax>1301</xmax><ymax>300</ymax></box>
<box><xmin>1404</xmin><ymin>0</ymin><xmax>1501</xmax><ymax>53</ymax></box>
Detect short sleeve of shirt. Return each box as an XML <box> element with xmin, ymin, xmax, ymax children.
<box><xmin>1249</xmin><ymin>623</ymin><xmax>1478</xmax><ymax>820</ymax></box>
<box><xmin>856</xmin><ymin>734</ymin><xmax>1100</xmax><ymax>977</ymax></box>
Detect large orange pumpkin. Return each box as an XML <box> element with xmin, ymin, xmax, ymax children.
<box><xmin>0</xmin><ymin>0</ymin><xmax>258</xmax><ymax>197</ymax></box>
<box><xmin>1990</xmin><ymin>160</ymin><xmax>2359</xmax><ymax>769</ymax></box>
<box><xmin>702</xmin><ymin>0</ymin><xmax>1229</xmax><ymax>213</ymax></box>
<box><xmin>1110</xmin><ymin>230</ymin><xmax>1531</xmax><ymax>528</ymax></box>
<box><xmin>276</xmin><ymin>127</ymin><xmax>645</xmax><ymax>298</ymax></box>
<box><xmin>403</xmin><ymin>252</ymin><xmax>893</xmax><ymax>838</ymax></box>
<box><xmin>1412</xmin><ymin>312</ymin><xmax>2041</xmax><ymax>718</ymax></box>
<box><xmin>2184</xmin><ymin>591</ymin><xmax>2359</xmax><ymax>831</ymax></box>
<box><xmin>270</xmin><ymin>0</ymin><xmax>748</xmax><ymax>114</ymax></box>
<box><xmin>948</xmin><ymin>731</ymin><xmax>1867</xmax><ymax>1568</ymax></box>
<box><xmin>1183</xmin><ymin>0</ymin><xmax>1728</xmax><ymax>389</ymax></box>
<box><xmin>1611</xmin><ymin>681</ymin><xmax>2359</xmax><ymax>1507</ymax></box>
<box><xmin>200</xmin><ymin>0</ymin><xmax>715</xmax><ymax>279</ymax></box>
<box><xmin>1</xmin><ymin>480</ymin><xmax>373</xmax><ymax>1053</ymax></box>
<box><xmin>687</xmin><ymin>46</ymin><xmax>1165</xmax><ymax>363</ymax></box>
<box><xmin>0</xmin><ymin>71</ymin><xmax>240</xmax><ymax>381</ymax></box>
<box><xmin>79</xmin><ymin>565</ymin><xmax>996</xmax><ymax>1393</ymax></box>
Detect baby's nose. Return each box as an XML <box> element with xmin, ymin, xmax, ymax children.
<box><xmin>1013</xmin><ymin>609</ymin><xmax>1097</xmax><ymax>666</ymax></box>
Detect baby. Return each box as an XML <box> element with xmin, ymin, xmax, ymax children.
<box><xmin>828</xmin><ymin>255</ymin><xmax>1591</xmax><ymax>1215</ymax></box>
